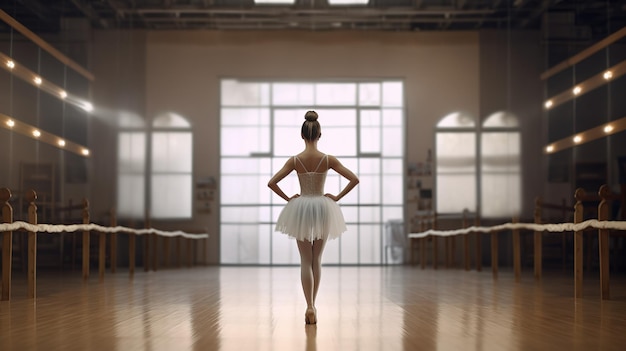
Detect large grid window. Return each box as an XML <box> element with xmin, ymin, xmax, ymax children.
<box><xmin>220</xmin><ymin>79</ymin><xmax>404</xmax><ymax>265</ymax></box>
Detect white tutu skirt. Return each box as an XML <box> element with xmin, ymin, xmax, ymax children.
<box><xmin>275</xmin><ymin>195</ymin><xmax>347</xmax><ymax>242</ymax></box>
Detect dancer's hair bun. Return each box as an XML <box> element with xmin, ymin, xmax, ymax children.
<box><xmin>305</xmin><ymin>111</ymin><xmax>318</xmax><ymax>122</ymax></box>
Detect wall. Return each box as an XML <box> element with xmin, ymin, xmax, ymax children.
<box><xmin>2</xmin><ymin>27</ymin><xmax>547</xmax><ymax>265</ymax></box>
<box><xmin>137</xmin><ymin>30</ymin><xmax>481</xmax><ymax>263</ymax></box>
<box><xmin>479</xmin><ymin>30</ymin><xmax>544</xmax><ymax>217</ymax></box>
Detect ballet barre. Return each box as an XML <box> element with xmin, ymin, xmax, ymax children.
<box><xmin>1</xmin><ymin>187</ymin><xmax>209</xmax><ymax>301</ymax></box>
<box><xmin>408</xmin><ymin>184</ymin><xmax>626</xmax><ymax>300</ymax></box>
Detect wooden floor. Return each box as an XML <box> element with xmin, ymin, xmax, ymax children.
<box><xmin>1</xmin><ymin>266</ymin><xmax>626</xmax><ymax>351</ymax></box>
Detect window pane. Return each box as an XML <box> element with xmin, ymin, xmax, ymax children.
<box><xmin>117</xmin><ymin>174</ymin><xmax>144</xmax><ymax>218</ymax></box>
<box><xmin>323</xmin><ymin>127</ymin><xmax>356</xmax><ymax>156</ymax></box>
<box><xmin>272</xmin><ymin>233</ymin><xmax>301</xmax><ymax>264</ymax></box>
<box><xmin>382</xmin><ymin>206</ymin><xmax>403</xmax><ymax>222</ymax></box>
<box><xmin>359</xmin><ymin>206</ymin><xmax>381</xmax><ymax>223</ymax></box>
<box><xmin>315</xmin><ymin>83</ymin><xmax>356</xmax><ymax>105</ymax></box>
<box><xmin>221</xmin><ymin>80</ymin><xmax>269</xmax><ymax>106</ymax></box>
<box><xmin>483</xmin><ymin>111</ymin><xmax>519</xmax><ymax>128</ymax></box>
<box><xmin>382</xmin><ymin>175</ymin><xmax>402</xmax><ymax>204</ymax></box>
<box><xmin>324</xmin><ymin>238</ymin><xmax>340</xmax><ymax>264</ymax></box>
<box><xmin>342</xmin><ymin>206</ymin><xmax>359</xmax><ymax>223</ymax></box>
<box><xmin>360</xmin><ymin>110</ymin><xmax>381</xmax><ymax>153</ymax></box>
<box><xmin>436</xmin><ymin>174</ymin><xmax>476</xmax><ymax>213</ymax></box>
<box><xmin>222</xmin><ymin>127</ymin><xmax>271</xmax><ymax>156</ymax></box>
<box><xmin>220</xmin><ymin>224</ymin><xmax>267</xmax><ymax>264</ymax></box>
<box><xmin>359</xmin><ymin>175</ymin><xmax>381</xmax><ymax>204</ymax></box>
<box><xmin>437</xmin><ymin>112</ymin><xmax>476</xmax><ymax>128</ymax></box>
<box><xmin>382</xmin><ymin>159</ymin><xmax>402</xmax><ymax>174</ymax></box>
<box><xmin>152</xmin><ymin>132</ymin><xmax>192</xmax><ymax>172</ymax></box>
<box><xmin>359</xmin><ymin>83</ymin><xmax>380</xmax><ymax>106</ymax></box>
<box><xmin>340</xmin><ymin>225</ymin><xmax>359</xmax><ymax>264</ymax></box>
<box><xmin>436</xmin><ymin>132</ymin><xmax>476</xmax><ymax>173</ymax></box>
<box><xmin>359</xmin><ymin>225</ymin><xmax>381</xmax><ymax>264</ymax></box>
<box><xmin>382</xmin><ymin>109</ymin><xmax>402</xmax><ymax>126</ymax></box>
<box><xmin>151</xmin><ymin>174</ymin><xmax>192</xmax><ymax>218</ymax></box>
<box><xmin>221</xmin><ymin>207</ymin><xmax>270</xmax><ymax>223</ymax></box>
<box><xmin>382</xmin><ymin>127</ymin><xmax>402</xmax><ymax>157</ymax></box>
<box><xmin>222</xmin><ymin>175</ymin><xmax>273</xmax><ymax>204</ymax></box>
<box><xmin>359</xmin><ymin>158</ymin><xmax>380</xmax><ymax>175</ymax></box>
<box><xmin>481</xmin><ymin>174</ymin><xmax>521</xmax><ymax>218</ymax></box>
<box><xmin>382</xmin><ymin>81</ymin><xmax>403</xmax><ymax>107</ymax></box>
<box><xmin>222</xmin><ymin>158</ymin><xmax>272</xmax><ymax>175</ymax></box>
<box><xmin>481</xmin><ymin>132</ymin><xmax>520</xmax><ymax>172</ymax></box>
<box><xmin>118</xmin><ymin>132</ymin><xmax>145</xmax><ymax>173</ymax></box>
<box><xmin>272</xmin><ymin>83</ymin><xmax>314</xmax><ymax>106</ymax></box>
<box><xmin>221</xmin><ymin>108</ymin><xmax>270</xmax><ymax>126</ymax></box>
<box><xmin>481</xmin><ymin>132</ymin><xmax>521</xmax><ymax>218</ymax></box>
<box><xmin>153</xmin><ymin>112</ymin><xmax>190</xmax><ymax>128</ymax></box>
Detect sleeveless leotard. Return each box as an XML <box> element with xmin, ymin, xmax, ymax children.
<box><xmin>275</xmin><ymin>154</ymin><xmax>347</xmax><ymax>242</ymax></box>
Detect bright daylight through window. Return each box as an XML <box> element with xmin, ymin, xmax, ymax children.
<box><xmin>220</xmin><ymin>79</ymin><xmax>404</xmax><ymax>265</ymax></box>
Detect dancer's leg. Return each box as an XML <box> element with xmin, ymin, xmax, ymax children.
<box><xmin>311</xmin><ymin>239</ymin><xmax>326</xmax><ymax>305</ymax></box>
<box><xmin>296</xmin><ymin>240</ymin><xmax>314</xmax><ymax>308</ymax></box>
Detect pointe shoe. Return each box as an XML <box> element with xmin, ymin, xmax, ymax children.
<box><xmin>305</xmin><ymin>307</ymin><xmax>317</xmax><ymax>324</ymax></box>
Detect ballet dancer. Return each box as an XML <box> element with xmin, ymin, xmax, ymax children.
<box><xmin>268</xmin><ymin>110</ymin><xmax>359</xmax><ymax>324</ymax></box>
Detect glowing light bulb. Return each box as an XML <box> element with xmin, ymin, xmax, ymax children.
<box><xmin>603</xmin><ymin>71</ymin><xmax>613</xmax><ymax>80</ymax></box>
<box><xmin>6</xmin><ymin>119</ymin><xmax>15</xmax><ymax>127</ymax></box>
<box><xmin>573</xmin><ymin>135</ymin><xmax>582</xmax><ymax>143</ymax></box>
<box><xmin>544</xmin><ymin>100</ymin><xmax>553</xmax><ymax>108</ymax></box>
<box><xmin>33</xmin><ymin>130</ymin><xmax>41</xmax><ymax>137</ymax></box>
<box><xmin>59</xmin><ymin>90</ymin><xmax>67</xmax><ymax>99</ymax></box>
<box><xmin>34</xmin><ymin>76</ymin><xmax>42</xmax><ymax>85</ymax></box>
<box><xmin>81</xmin><ymin>149</ymin><xmax>90</xmax><ymax>156</ymax></box>
<box><xmin>6</xmin><ymin>60</ymin><xmax>15</xmax><ymax>69</ymax></box>
<box><xmin>546</xmin><ymin>145</ymin><xmax>554</xmax><ymax>153</ymax></box>
<box><xmin>604</xmin><ymin>125</ymin><xmax>614</xmax><ymax>133</ymax></box>
<box><xmin>58</xmin><ymin>139</ymin><xmax>66</xmax><ymax>147</ymax></box>
<box><xmin>572</xmin><ymin>86</ymin><xmax>581</xmax><ymax>95</ymax></box>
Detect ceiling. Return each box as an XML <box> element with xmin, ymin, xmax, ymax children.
<box><xmin>1</xmin><ymin>0</ymin><xmax>625</xmax><ymax>42</ymax></box>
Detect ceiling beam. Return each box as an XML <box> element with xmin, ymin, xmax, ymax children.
<box><xmin>69</xmin><ymin>0</ymin><xmax>109</xmax><ymax>28</ymax></box>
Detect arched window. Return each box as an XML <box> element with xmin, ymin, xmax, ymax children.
<box><xmin>480</xmin><ymin>111</ymin><xmax>520</xmax><ymax>218</ymax></box>
<box><xmin>435</xmin><ymin>112</ymin><xmax>477</xmax><ymax>213</ymax></box>
<box><xmin>151</xmin><ymin>112</ymin><xmax>193</xmax><ymax>219</ymax></box>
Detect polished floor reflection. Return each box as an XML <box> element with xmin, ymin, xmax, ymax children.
<box><xmin>1</xmin><ymin>266</ymin><xmax>626</xmax><ymax>350</ymax></box>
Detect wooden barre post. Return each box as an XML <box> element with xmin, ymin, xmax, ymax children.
<box><xmin>463</xmin><ymin>211</ymin><xmax>470</xmax><ymax>271</ymax></box>
<box><xmin>187</xmin><ymin>238</ymin><xmax>193</xmax><ymax>267</ymax></box>
<box><xmin>512</xmin><ymin>216</ymin><xmax>521</xmax><ymax>283</ymax></box>
<box><xmin>152</xmin><ymin>233</ymin><xmax>158</xmax><ymax>272</ymax></box>
<box><xmin>129</xmin><ymin>230</ymin><xmax>136</xmax><ymax>278</ymax></box>
<box><xmin>1</xmin><ymin>188</ymin><xmax>13</xmax><ymax>301</ymax></box>
<box><xmin>164</xmin><ymin>237</ymin><xmax>171</xmax><ymax>268</ymax></box>
<box><xmin>574</xmin><ymin>188</ymin><xmax>584</xmax><ymax>298</ymax></box>
<box><xmin>432</xmin><ymin>215</ymin><xmax>438</xmax><ymax>269</ymax></box>
<box><xmin>534</xmin><ymin>197</ymin><xmax>542</xmax><ymax>280</ymax></box>
<box><xmin>110</xmin><ymin>207</ymin><xmax>117</xmax><ymax>274</ymax></box>
<box><xmin>82</xmin><ymin>199</ymin><xmax>90</xmax><ymax>280</ymax></box>
<box><xmin>203</xmin><ymin>237</ymin><xmax>208</xmax><ymax>265</ymax></box>
<box><xmin>474</xmin><ymin>216</ymin><xmax>481</xmax><ymax>272</ymax></box>
<box><xmin>27</xmin><ymin>190</ymin><xmax>37</xmax><ymax>299</ymax></box>
<box><xmin>99</xmin><ymin>230</ymin><xmax>106</xmax><ymax>281</ymax></box>
<box><xmin>491</xmin><ymin>230</ymin><xmax>498</xmax><ymax>279</ymax></box>
<box><xmin>177</xmin><ymin>236</ymin><xmax>182</xmax><ymax>268</ymax></box>
<box><xmin>598</xmin><ymin>185</ymin><xmax>610</xmax><ymax>300</ymax></box>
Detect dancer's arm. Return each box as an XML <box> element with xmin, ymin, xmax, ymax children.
<box><xmin>268</xmin><ymin>158</ymin><xmax>298</xmax><ymax>202</ymax></box>
<box><xmin>325</xmin><ymin>155</ymin><xmax>359</xmax><ymax>202</ymax></box>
